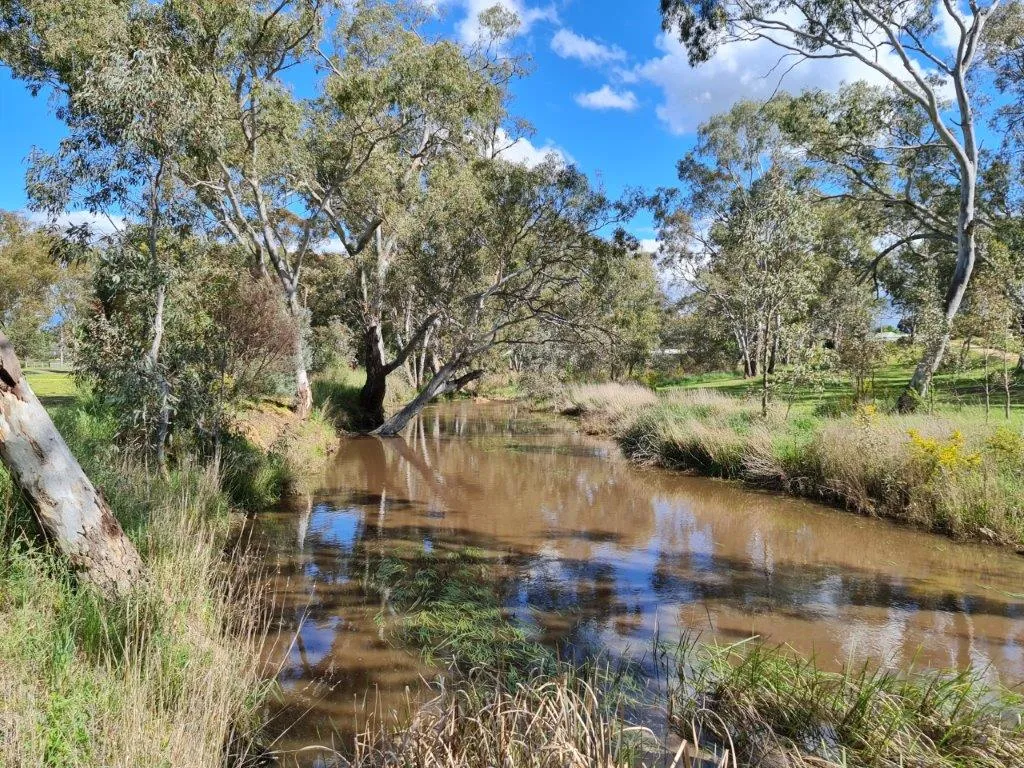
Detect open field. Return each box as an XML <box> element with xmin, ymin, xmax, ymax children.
<box><xmin>658</xmin><ymin>346</ymin><xmax>1024</xmax><ymax>416</ymax></box>
<box><xmin>23</xmin><ymin>365</ymin><xmax>77</xmax><ymax>407</ymax></box>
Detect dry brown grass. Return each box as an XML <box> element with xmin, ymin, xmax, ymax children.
<box><xmin>557</xmin><ymin>383</ymin><xmax>660</xmax><ymax>434</ymax></box>
<box><xmin>333</xmin><ymin>668</ymin><xmax>734</xmax><ymax>768</ymax></box>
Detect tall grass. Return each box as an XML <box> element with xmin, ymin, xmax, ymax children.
<box><xmin>344</xmin><ymin>667</ymin><xmax>677</xmax><ymax>768</ymax></box>
<box><xmin>672</xmin><ymin>640</ymin><xmax>1024</xmax><ymax>768</ymax></box>
<box><xmin>0</xmin><ymin>400</ymin><xmax>276</xmax><ymax>767</ymax></box>
<box><xmin>314</xmin><ymin>638</ymin><xmax>1024</xmax><ymax>768</ymax></box>
<box><xmin>557</xmin><ymin>384</ymin><xmax>1024</xmax><ymax>547</ymax></box>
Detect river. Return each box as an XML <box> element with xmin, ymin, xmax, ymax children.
<box><xmin>242</xmin><ymin>402</ymin><xmax>1024</xmax><ymax>764</ymax></box>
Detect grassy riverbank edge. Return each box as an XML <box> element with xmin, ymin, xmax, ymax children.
<box><xmin>0</xmin><ymin>382</ymin><xmax>338</xmax><ymax>767</ymax></box>
<box><xmin>546</xmin><ymin>383</ymin><xmax>1024</xmax><ymax>551</ymax></box>
<box><xmin>345</xmin><ymin>544</ymin><xmax>1024</xmax><ymax>767</ymax></box>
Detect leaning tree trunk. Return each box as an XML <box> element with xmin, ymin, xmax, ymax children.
<box><xmin>897</xmin><ymin>167</ymin><xmax>978</xmax><ymax>412</ymax></box>
<box><xmin>0</xmin><ymin>334</ymin><xmax>143</xmax><ymax>597</ymax></box>
<box><xmin>374</xmin><ymin>362</ymin><xmax>484</xmax><ymax>437</ymax></box>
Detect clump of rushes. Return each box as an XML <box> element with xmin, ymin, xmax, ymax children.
<box><xmin>366</xmin><ymin>549</ymin><xmax>553</xmax><ymax>679</ymax></box>
<box><xmin>344</xmin><ymin>666</ymin><xmax>678</xmax><ymax>768</ymax></box>
<box><xmin>670</xmin><ymin>640</ymin><xmax>1024</xmax><ymax>768</ymax></box>
<box><xmin>558</xmin><ymin>383</ymin><xmax>1024</xmax><ymax>547</ymax></box>
<box><xmin>0</xmin><ymin>402</ymin><xmax>275</xmax><ymax>767</ymax></box>
<box><xmin>557</xmin><ymin>382</ymin><xmax>660</xmax><ymax>433</ymax></box>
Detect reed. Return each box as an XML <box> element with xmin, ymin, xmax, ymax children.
<box><xmin>672</xmin><ymin>640</ymin><xmax>1024</xmax><ymax>768</ymax></box>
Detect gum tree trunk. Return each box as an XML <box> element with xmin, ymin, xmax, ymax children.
<box><xmin>374</xmin><ymin>363</ymin><xmax>484</xmax><ymax>437</ymax></box>
<box><xmin>897</xmin><ymin>182</ymin><xmax>977</xmax><ymax>412</ymax></box>
<box><xmin>285</xmin><ymin>289</ymin><xmax>313</xmax><ymax>419</ymax></box>
<box><xmin>0</xmin><ymin>334</ymin><xmax>143</xmax><ymax>597</ymax></box>
<box><xmin>358</xmin><ymin>323</ymin><xmax>389</xmax><ymax>431</ymax></box>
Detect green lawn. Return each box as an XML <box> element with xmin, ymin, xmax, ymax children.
<box><xmin>23</xmin><ymin>366</ymin><xmax>77</xmax><ymax>408</ymax></box>
<box><xmin>659</xmin><ymin>348</ymin><xmax>1024</xmax><ymax>416</ymax></box>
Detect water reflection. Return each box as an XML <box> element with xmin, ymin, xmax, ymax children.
<box><xmin>246</xmin><ymin>402</ymin><xmax>1024</xmax><ymax>762</ymax></box>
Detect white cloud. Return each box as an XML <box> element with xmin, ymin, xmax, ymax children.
<box><xmin>429</xmin><ymin>0</ymin><xmax>556</xmax><ymax>44</ymax></box>
<box><xmin>25</xmin><ymin>210</ymin><xmax>126</xmax><ymax>239</ymax></box>
<box><xmin>637</xmin><ymin>15</ymin><xmax>922</xmax><ymax>134</ymax></box>
<box><xmin>639</xmin><ymin>238</ymin><xmax>660</xmax><ymax>254</ymax></box>
<box><xmin>551</xmin><ymin>29</ymin><xmax>626</xmax><ymax>65</ymax></box>
<box><xmin>935</xmin><ymin>1</ymin><xmax>963</xmax><ymax>50</ymax></box>
<box><xmin>495</xmin><ymin>129</ymin><xmax>572</xmax><ymax>167</ymax></box>
<box><xmin>575</xmin><ymin>85</ymin><xmax>638</xmax><ymax>111</ymax></box>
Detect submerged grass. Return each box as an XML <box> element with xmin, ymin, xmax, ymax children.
<box><xmin>349</xmin><ymin>527</ymin><xmax>1024</xmax><ymax>768</ymax></box>
<box><xmin>366</xmin><ymin>548</ymin><xmax>553</xmax><ymax>678</ymax></box>
<box><xmin>557</xmin><ymin>383</ymin><xmax>1024</xmax><ymax>547</ymax></box>
<box><xmin>0</xmin><ymin>398</ymin><xmax>280</xmax><ymax>768</ymax></box>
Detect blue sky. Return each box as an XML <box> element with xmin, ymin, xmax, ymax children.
<box><xmin>0</xmin><ymin>0</ymin><xmax>1002</xmax><ymax>247</ymax></box>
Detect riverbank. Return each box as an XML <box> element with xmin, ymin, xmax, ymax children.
<box><xmin>0</xmin><ymin>379</ymin><xmax>337</xmax><ymax>766</ymax></box>
<box><xmin>550</xmin><ymin>383</ymin><xmax>1024</xmax><ymax>549</ymax></box>
<box><xmin>346</xmin><ymin>525</ymin><xmax>1024</xmax><ymax>767</ymax></box>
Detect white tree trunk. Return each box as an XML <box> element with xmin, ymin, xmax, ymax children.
<box><xmin>899</xmin><ymin>179</ymin><xmax>978</xmax><ymax>411</ymax></box>
<box><xmin>0</xmin><ymin>334</ymin><xmax>143</xmax><ymax>596</ymax></box>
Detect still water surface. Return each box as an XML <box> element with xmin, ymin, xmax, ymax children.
<box><xmin>245</xmin><ymin>402</ymin><xmax>1024</xmax><ymax>761</ymax></box>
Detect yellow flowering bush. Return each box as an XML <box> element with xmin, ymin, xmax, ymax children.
<box><xmin>908</xmin><ymin>429</ymin><xmax>982</xmax><ymax>479</ymax></box>
<box><xmin>853</xmin><ymin>403</ymin><xmax>878</xmax><ymax>427</ymax></box>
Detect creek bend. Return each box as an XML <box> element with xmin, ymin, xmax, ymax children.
<box><xmin>245</xmin><ymin>402</ymin><xmax>1024</xmax><ymax>761</ymax></box>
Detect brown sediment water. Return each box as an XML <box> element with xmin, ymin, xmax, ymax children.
<box><xmin>245</xmin><ymin>402</ymin><xmax>1024</xmax><ymax>764</ymax></box>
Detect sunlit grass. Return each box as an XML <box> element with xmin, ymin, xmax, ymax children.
<box><xmin>23</xmin><ymin>365</ymin><xmax>77</xmax><ymax>406</ymax></box>
<box><xmin>554</xmin><ymin>383</ymin><xmax>1024</xmax><ymax>546</ymax></box>
<box><xmin>0</xmin><ymin>398</ymin><xmax>277</xmax><ymax>767</ymax></box>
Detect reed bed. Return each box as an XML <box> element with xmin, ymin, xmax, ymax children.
<box><xmin>305</xmin><ymin>642</ymin><xmax>1024</xmax><ymax>768</ymax></box>
<box><xmin>335</xmin><ymin>666</ymin><xmax>731</xmax><ymax>768</ymax></box>
<box><xmin>673</xmin><ymin>641</ymin><xmax>1024</xmax><ymax>768</ymax></box>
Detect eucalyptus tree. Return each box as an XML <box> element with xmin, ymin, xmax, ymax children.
<box><xmin>0</xmin><ymin>212</ymin><xmax>86</xmax><ymax>360</ymax></box>
<box><xmin>374</xmin><ymin>156</ymin><xmax>642</xmax><ymax>435</ymax></box>
<box><xmin>706</xmin><ymin>170</ymin><xmax>821</xmax><ymax>412</ymax></box>
<box><xmin>171</xmin><ymin>0</ymin><xmax>327</xmax><ymax>418</ymax></box>
<box><xmin>986</xmin><ymin>1</ymin><xmax>1024</xmax><ymax>151</ymax></box>
<box><xmin>306</xmin><ymin>1</ymin><xmax>518</xmax><ymax>429</ymax></box>
<box><xmin>661</xmin><ymin>101</ymin><xmax>823</xmax><ymax>380</ymax></box>
<box><xmin>0</xmin><ymin>0</ymin><xmax>232</xmax><ymax>465</ymax></box>
<box><xmin>661</xmin><ymin>0</ymin><xmax>1013</xmax><ymax>410</ymax></box>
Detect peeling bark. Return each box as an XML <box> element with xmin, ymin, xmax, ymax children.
<box><xmin>0</xmin><ymin>333</ymin><xmax>143</xmax><ymax>597</ymax></box>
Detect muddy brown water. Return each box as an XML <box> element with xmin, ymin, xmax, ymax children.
<box><xmin>244</xmin><ymin>402</ymin><xmax>1024</xmax><ymax>764</ymax></box>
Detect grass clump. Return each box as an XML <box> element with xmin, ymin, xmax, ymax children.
<box><xmin>367</xmin><ymin>548</ymin><xmax>553</xmax><ymax>678</ymax></box>
<box><xmin>558</xmin><ymin>383</ymin><xmax>1024</xmax><ymax>547</ymax></box>
<box><xmin>0</xmin><ymin>399</ymin><xmax>275</xmax><ymax>768</ymax></box>
<box><xmin>672</xmin><ymin>641</ymin><xmax>1024</xmax><ymax>767</ymax></box>
<box><xmin>344</xmin><ymin>666</ymin><xmax>666</xmax><ymax>768</ymax></box>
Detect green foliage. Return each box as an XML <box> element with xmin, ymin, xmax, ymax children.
<box><xmin>219</xmin><ymin>435</ymin><xmax>292</xmax><ymax>511</ymax></box>
<box><xmin>673</xmin><ymin>640</ymin><xmax>1024</xmax><ymax>767</ymax></box>
<box><xmin>76</xmin><ymin>236</ymin><xmax>296</xmax><ymax>461</ymax></box>
<box><xmin>0</xmin><ymin>212</ymin><xmax>87</xmax><ymax>359</ymax></box>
